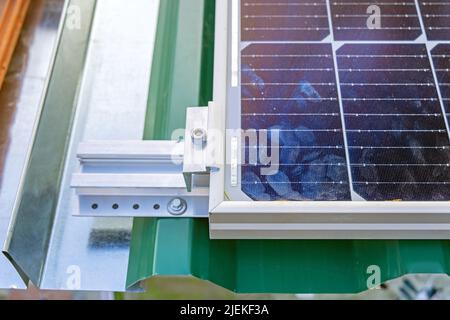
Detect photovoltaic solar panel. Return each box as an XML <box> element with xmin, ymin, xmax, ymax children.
<box><xmin>234</xmin><ymin>0</ymin><xmax>450</xmax><ymax>202</ymax></box>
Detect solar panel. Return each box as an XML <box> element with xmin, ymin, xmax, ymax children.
<box><xmin>230</xmin><ymin>0</ymin><xmax>450</xmax><ymax>202</ymax></box>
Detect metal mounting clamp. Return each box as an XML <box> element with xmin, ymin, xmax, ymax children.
<box><xmin>70</xmin><ymin>107</ymin><xmax>213</xmax><ymax>218</ymax></box>
<box><xmin>183</xmin><ymin>107</ymin><xmax>210</xmax><ymax>191</ymax></box>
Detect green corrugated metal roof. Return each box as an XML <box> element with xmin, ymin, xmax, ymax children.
<box><xmin>126</xmin><ymin>0</ymin><xmax>450</xmax><ymax>294</ymax></box>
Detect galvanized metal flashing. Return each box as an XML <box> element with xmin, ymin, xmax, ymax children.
<box><xmin>0</xmin><ymin>0</ymin><xmax>64</xmax><ymax>290</ymax></box>
<box><xmin>3</xmin><ymin>0</ymin><xmax>97</xmax><ymax>286</ymax></box>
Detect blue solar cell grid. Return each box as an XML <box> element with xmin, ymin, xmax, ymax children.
<box><xmin>237</xmin><ymin>0</ymin><xmax>450</xmax><ymax>201</ymax></box>
<box><xmin>241</xmin><ymin>43</ymin><xmax>352</xmax><ymax>200</ymax></box>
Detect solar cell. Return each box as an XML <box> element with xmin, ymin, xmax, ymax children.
<box><xmin>432</xmin><ymin>44</ymin><xmax>450</xmax><ymax>123</ymax></box>
<box><xmin>419</xmin><ymin>0</ymin><xmax>450</xmax><ymax>40</ymax></box>
<box><xmin>331</xmin><ymin>0</ymin><xmax>422</xmax><ymax>40</ymax></box>
<box><xmin>241</xmin><ymin>43</ymin><xmax>352</xmax><ymax>201</ymax></box>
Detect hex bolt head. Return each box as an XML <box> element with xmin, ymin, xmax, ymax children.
<box><xmin>167</xmin><ymin>197</ymin><xmax>187</xmax><ymax>216</ymax></box>
<box><xmin>171</xmin><ymin>198</ymin><xmax>182</xmax><ymax>208</ymax></box>
<box><xmin>191</xmin><ymin>128</ymin><xmax>207</xmax><ymax>146</ymax></box>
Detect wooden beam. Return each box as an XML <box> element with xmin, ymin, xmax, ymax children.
<box><xmin>0</xmin><ymin>0</ymin><xmax>31</xmax><ymax>90</ymax></box>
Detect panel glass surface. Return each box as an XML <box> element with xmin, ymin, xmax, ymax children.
<box><xmin>233</xmin><ymin>0</ymin><xmax>450</xmax><ymax>201</ymax></box>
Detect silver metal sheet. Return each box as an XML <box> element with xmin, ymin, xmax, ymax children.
<box><xmin>40</xmin><ymin>0</ymin><xmax>160</xmax><ymax>291</ymax></box>
<box><xmin>3</xmin><ymin>0</ymin><xmax>160</xmax><ymax>291</ymax></box>
<box><xmin>0</xmin><ymin>0</ymin><xmax>64</xmax><ymax>289</ymax></box>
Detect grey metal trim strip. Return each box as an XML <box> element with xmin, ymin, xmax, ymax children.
<box><xmin>3</xmin><ymin>0</ymin><xmax>97</xmax><ymax>287</ymax></box>
<box><xmin>0</xmin><ymin>0</ymin><xmax>66</xmax><ymax>289</ymax></box>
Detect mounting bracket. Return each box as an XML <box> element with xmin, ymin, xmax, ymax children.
<box><xmin>71</xmin><ymin>107</ymin><xmax>210</xmax><ymax>218</ymax></box>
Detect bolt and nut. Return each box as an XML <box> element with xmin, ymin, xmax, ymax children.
<box><xmin>167</xmin><ymin>197</ymin><xmax>188</xmax><ymax>216</ymax></box>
